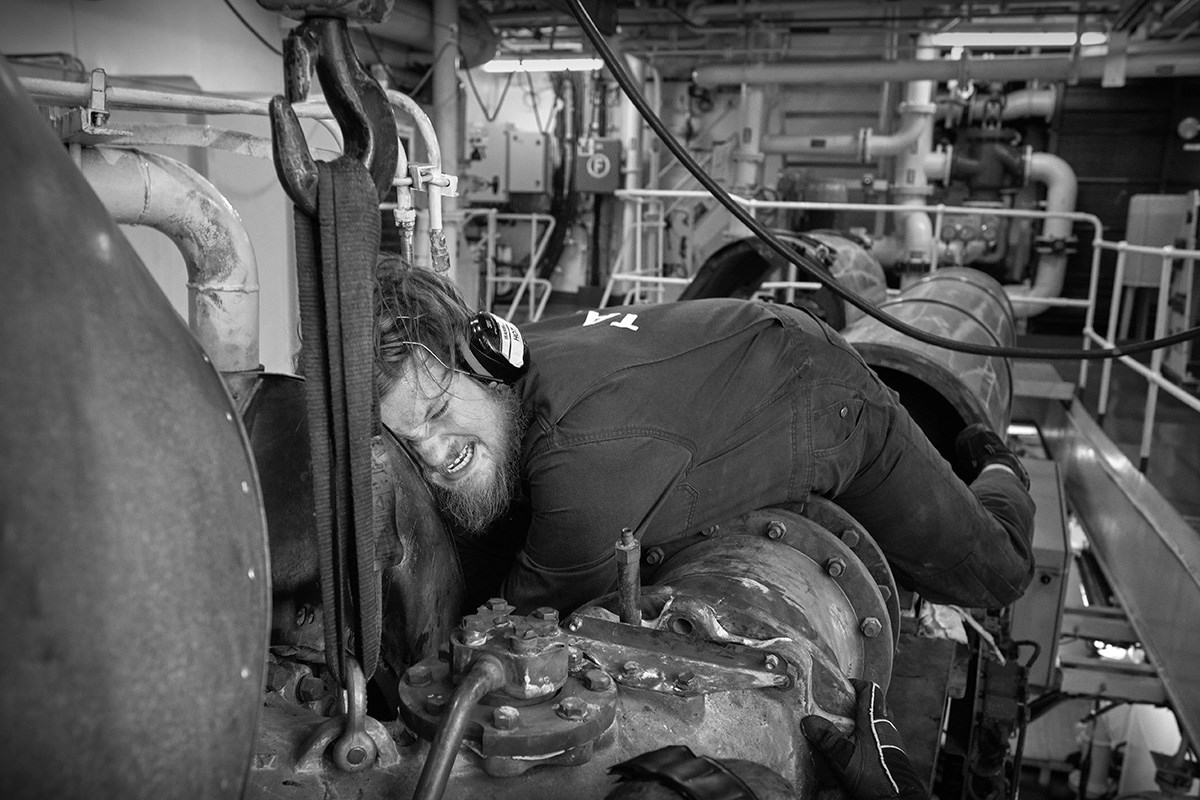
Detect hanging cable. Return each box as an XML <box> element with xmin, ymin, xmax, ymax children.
<box><xmin>564</xmin><ymin>0</ymin><xmax>1200</xmax><ymax>362</ymax></box>
<box><xmin>462</xmin><ymin>59</ymin><xmax>516</xmax><ymax>123</ymax></box>
<box><xmin>222</xmin><ymin>0</ymin><xmax>283</xmax><ymax>56</ymax></box>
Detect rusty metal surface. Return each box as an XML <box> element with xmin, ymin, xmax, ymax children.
<box><xmin>650</xmin><ymin>508</ymin><xmax>894</xmax><ymax>693</ymax></box>
<box><xmin>0</xmin><ymin>59</ymin><xmax>269</xmax><ymax>798</ymax></box>
<box><xmin>844</xmin><ymin>267</ymin><xmax>1015</xmax><ymax>452</ymax></box>
<box><xmin>1039</xmin><ymin>397</ymin><xmax>1200</xmax><ymax>747</ymax></box>
<box><xmin>566</xmin><ymin>615</ymin><xmax>792</xmax><ymax>697</ymax></box>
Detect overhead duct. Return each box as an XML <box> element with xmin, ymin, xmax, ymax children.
<box><xmin>367</xmin><ymin>0</ymin><xmax>499</xmax><ymax>69</ymax></box>
<box><xmin>693</xmin><ymin>48</ymin><xmax>1200</xmax><ymax>86</ymax></box>
<box><xmin>78</xmin><ymin>147</ymin><xmax>261</xmax><ymax>374</ymax></box>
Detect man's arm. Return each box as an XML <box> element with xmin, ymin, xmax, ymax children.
<box><xmin>502</xmin><ymin>433</ymin><xmax>695</xmax><ymax>613</ymax></box>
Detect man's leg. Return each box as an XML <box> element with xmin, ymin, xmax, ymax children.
<box><xmin>830</xmin><ymin>406</ymin><xmax>1036</xmax><ymax>608</ymax></box>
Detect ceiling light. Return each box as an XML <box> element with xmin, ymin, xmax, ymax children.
<box><xmin>480</xmin><ymin>57</ymin><xmax>604</xmax><ymax>73</ymax></box>
<box><xmin>927</xmin><ymin>31</ymin><xmax>1108</xmax><ymax>48</ymax></box>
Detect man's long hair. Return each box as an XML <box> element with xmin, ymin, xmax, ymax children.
<box><xmin>374</xmin><ymin>254</ymin><xmax>471</xmax><ymax>398</ymax></box>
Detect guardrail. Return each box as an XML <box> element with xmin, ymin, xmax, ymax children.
<box><xmin>463</xmin><ymin>209</ymin><xmax>557</xmax><ymax>323</ymax></box>
<box><xmin>605</xmin><ymin>188</ymin><xmax>1200</xmax><ymax>472</ymax></box>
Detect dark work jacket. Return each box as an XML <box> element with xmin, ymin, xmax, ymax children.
<box><xmin>490</xmin><ymin>298</ymin><xmax>894</xmax><ymax>613</ymax></box>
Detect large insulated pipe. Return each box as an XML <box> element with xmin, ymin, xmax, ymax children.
<box><xmin>78</xmin><ymin>146</ymin><xmax>260</xmax><ymax>373</ymax></box>
<box><xmin>843</xmin><ymin>267</ymin><xmax>1015</xmax><ymax>466</ymax></box>
<box><xmin>693</xmin><ymin>48</ymin><xmax>1200</xmax><ymax>86</ymax></box>
<box><xmin>0</xmin><ymin>58</ymin><xmax>269</xmax><ymax>799</ymax></box>
<box><xmin>1009</xmin><ymin>152</ymin><xmax>1079</xmax><ymax>318</ymax></box>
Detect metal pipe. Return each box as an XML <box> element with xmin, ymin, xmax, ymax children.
<box><xmin>78</xmin><ymin>147</ymin><xmax>260</xmax><ymax>373</ymax></box>
<box><xmin>620</xmin><ymin>54</ymin><xmax>647</xmax><ymax>282</ymax></box>
<box><xmin>843</xmin><ymin>267</ymin><xmax>1015</xmax><ymax>454</ymax></box>
<box><xmin>692</xmin><ymin>50</ymin><xmax>1200</xmax><ymax>86</ymax></box>
<box><xmin>412</xmin><ymin>656</ymin><xmax>506</xmax><ymax>800</ymax></box>
<box><xmin>1007</xmin><ymin>152</ymin><xmax>1079</xmax><ymax>318</ymax></box>
<box><xmin>431</xmin><ymin>0</ymin><xmax>461</xmax><ymax>283</ymax></box>
<box><xmin>615</xmin><ymin>527</ymin><xmax>642</xmax><ymax>626</ymax></box>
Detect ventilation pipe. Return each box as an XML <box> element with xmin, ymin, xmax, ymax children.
<box><xmin>1008</xmin><ymin>152</ymin><xmax>1078</xmax><ymax>318</ymax></box>
<box><xmin>78</xmin><ymin>147</ymin><xmax>260</xmax><ymax>374</ymax></box>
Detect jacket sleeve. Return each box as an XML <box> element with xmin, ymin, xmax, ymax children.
<box><xmin>500</xmin><ymin>432</ymin><xmax>694</xmax><ymax>613</ymax></box>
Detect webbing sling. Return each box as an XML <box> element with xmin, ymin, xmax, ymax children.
<box><xmin>294</xmin><ymin>155</ymin><xmax>382</xmax><ymax>684</ymax></box>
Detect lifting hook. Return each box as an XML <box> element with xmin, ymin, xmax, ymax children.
<box><xmin>268</xmin><ymin>15</ymin><xmax>399</xmax><ymax>216</ymax></box>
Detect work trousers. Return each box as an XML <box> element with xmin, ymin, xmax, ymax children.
<box><xmin>812</xmin><ymin>364</ymin><xmax>1037</xmax><ymax>608</ymax></box>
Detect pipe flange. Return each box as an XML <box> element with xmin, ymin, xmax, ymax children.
<box><xmin>788</xmin><ymin>498</ymin><xmax>900</xmax><ymax>647</ymax></box>
<box><xmin>396</xmin><ymin>658</ymin><xmax>618</xmax><ymax>761</ymax></box>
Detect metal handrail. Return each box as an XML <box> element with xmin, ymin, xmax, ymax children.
<box><xmin>607</xmin><ymin>188</ymin><xmax>1200</xmax><ymax>473</ymax></box>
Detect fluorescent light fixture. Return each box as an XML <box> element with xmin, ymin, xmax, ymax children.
<box><xmin>480</xmin><ymin>57</ymin><xmax>604</xmax><ymax>73</ymax></box>
<box><xmin>927</xmin><ymin>31</ymin><xmax>1108</xmax><ymax>48</ymax></box>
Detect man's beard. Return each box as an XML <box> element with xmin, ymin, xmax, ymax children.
<box><xmin>431</xmin><ymin>384</ymin><xmax>525</xmax><ymax>536</ymax></box>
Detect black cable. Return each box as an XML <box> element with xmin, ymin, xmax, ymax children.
<box><xmin>223</xmin><ymin>0</ymin><xmax>283</xmax><ymax>56</ymax></box>
<box><xmin>564</xmin><ymin>0</ymin><xmax>1200</xmax><ymax>362</ymax></box>
<box><xmin>462</xmin><ymin>58</ymin><xmax>516</xmax><ymax>122</ymax></box>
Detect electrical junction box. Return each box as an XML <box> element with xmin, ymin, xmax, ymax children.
<box><xmin>1009</xmin><ymin>457</ymin><xmax>1070</xmax><ymax>689</ymax></box>
<box><xmin>463</xmin><ymin>125</ymin><xmax>509</xmax><ymax>203</ymax></box>
<box><xmin>574</xmin><ymin>137</ymin><xmax>622</xmax><ymax>193</ymax></box>
<box><xmin>507</xmin><ymin>129</ymin><xmax>548</xmax><ymax>194</ymax></box>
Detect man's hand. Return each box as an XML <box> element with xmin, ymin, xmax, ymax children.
<box><xmin>800</xmin><ymin>679</ymin><xmax>927</xmax><ymax>800</ymax></box>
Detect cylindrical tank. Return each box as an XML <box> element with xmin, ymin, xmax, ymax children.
<box><xmin>842</xmin><ymin>267</ymin><xmax>1015</xmax><ymax>468</ymax></box>
<box><xmin>0</xmin><ymin>59</ymin><xmax>269</xmax><ymax>798</ymax></box>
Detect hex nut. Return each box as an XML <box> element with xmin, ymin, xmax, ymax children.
<box><xmin>493</xmin><ymin>706</ymin><xmax>520</xmax><ymax>730</ymax></box>
<box><xmin>583</xmin><ymin>668</ymin><xmax>613</xmax><ymax>692</ymax></box>
<box><xmin>644</xmin><ymin>547</ymin><xmax>664</xmax><ymax>566</ymax></box>
<box><xmin>405</xmin><ymin>664</ymin><xmax>432</xmax><ymax>687</ymax></box>
<box><xmin>860</xmin><ymin>617</ymin><xmax>883</xmax><ymax>638</ymax></box>
<box><xmin>825</xmin><ymin>557</ymin><xmax>847</xmax><ymax>578</ymax></box>
<box><xmin>765</xmin><ymin>520</ymin><xmax>786</xmax><ymax>540</ymax></box>
<box><xmin>764</xmin><ymin>654</ymin><xmax>780</xmax><ymax>670</ymax></box>
<box><xmin>424</xmin><ymin>695</ymin><xmax>447</xmax><ymax>715</ymax></box>
<box><xmin>621</xmin><ymin>660</ymin><xmax>641</xmax><ymax>676</ymax></box>
<box><xmin>556</xmin><ymin>697</ymin><xmax>588</xmax><ymax>721</ymax></box>
<box><xmin>566</xmin><ymin>616</ymin><xmax>583</xmax><ymax>632</ymax></box>
<box><xmin>676</xmin><ymin>670</ymin><xmax>697</xmax><ymax>689</ymax></box>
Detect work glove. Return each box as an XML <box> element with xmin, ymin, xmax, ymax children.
<box><xmin>801</xmin><ymin>679</ymin><xmax>927</xmax><ymax>800</ymax></box>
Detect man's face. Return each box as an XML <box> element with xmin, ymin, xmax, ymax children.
<box><xmin>380</xmin><ymin>352</ymin><xmax>523</xmax><ymax>534</ymax></box>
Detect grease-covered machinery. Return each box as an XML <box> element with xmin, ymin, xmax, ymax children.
<box><xmin>0</xmin><ymin>51</ymin><xmax>1021</xmax><ymax>799</ymax></box>
<box><xmin>244</xmin><ymin>265</ymin><xmax>1017</xmax><ymax>799</ymax></box>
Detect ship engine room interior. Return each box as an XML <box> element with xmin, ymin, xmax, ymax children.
<box><xmin>3</xmin><ymin>1</ymin><xmax>1200</xmax><ymax>799</ymax></box>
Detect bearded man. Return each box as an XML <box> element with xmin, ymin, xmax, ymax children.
<box><xmin>374</xmin><ymin>258</ymin><xmax>1035</xmax><ymax>615</ymax></box>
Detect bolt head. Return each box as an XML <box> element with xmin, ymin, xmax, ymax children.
<box><xmin>583</xmin><ymin>668</ymin><xmax>613</xmax><ymax>692</ymax></box>
<box><xmin>424</xmin><ymin>695</ymin><xmax>447</xmax><ymax>715</ymax></box>
<box><xmin>493</xmin><ymin>706</ymin><xmax>521</xmax><ymax>730</ymax></box>
<box><xmin>676</xmin><ymin>670</ymin><xmax>697</xmax><ymax>689</ymax></box>
<box><xmin>532</xmin><ymin>606</ymin><xmax>559</xmax><ymax>623</ymax></box>
<box><xmin>860</xmin><ymin>617</ymin><xmax>883</xmax><ymax>638</ymax></box>
<box><xmin>484</xmin><ymin>597</ymin><xmax>509</xmax><ymax>611</ymax></box>
<box><xmin>825</xmin><ymin>557</ymin><xmax>847</xmax><ymax>578</ymax></box>
<box><xmin>621</xmin><ymin>660</ymin><xmax>641</xmax><ymax>676</ymax></box>
<box><xmin>405</xmin><ymin>664</ymin><xmax>432</xmax><ymax>686</ymax></box>
<box><xmin>556</xmin><ymin>697</ymin><xmax>588</xmax><ymax>721</ymax></box>
<box><xmin>840</xmin><ymin>528</ymin><xmax>861</xmax><ymax>548</ymax></box>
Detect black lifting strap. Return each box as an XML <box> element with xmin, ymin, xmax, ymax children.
<box><xmin>294</xmin><ymin>155</ymin><xmax>382</xmax><ymax>684</ymax></box>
